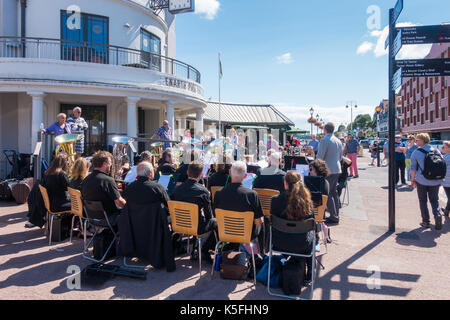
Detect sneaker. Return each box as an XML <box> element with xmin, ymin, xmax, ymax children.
<box><xmin>325</xmin><ymin>218</ymin><xmax>339</xmax><ymax>225</ymax></box>
<box><xmin>420</xmin><ymin>222</ymin><xmax>431</xmax><ymax>229</ymax></box>
<box><xmin>354</xmin><ymin>175</ymin><xmax>359</xmax><ymax>178</ymax></box>
<box><xmin>24</xmin><ymin>222</ymin><xmax>36</xmax><ymax>229</ymax></box>
<box><xmin>435</xmin><ymin>216</ymin><xmax>443</xmax><ymax>231</ymax></box>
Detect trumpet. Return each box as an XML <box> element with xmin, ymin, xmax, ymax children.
<box><xmin>54</xmin><ymin>134</ymin><xmax>81</xmax><ymax>166</ymax></box>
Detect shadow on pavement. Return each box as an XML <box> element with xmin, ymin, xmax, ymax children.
<box><xmin>0</xmin><ymin>210</ymin><xmax>29</xmax><ymax>228</ymax></box>
<box><xmin>0</xmin><ymin>228</ymin><xmax>48</xmax><ymax>256</ymax></box>
<box><xmin>315</xmin><ymin>232</ymin><xmax>420</xmax><ymax>300</ymax></box>
<box><xmin>396</xmin><ymin>217</ymin><xmax>450</xmax><ymax>248</ymax></box>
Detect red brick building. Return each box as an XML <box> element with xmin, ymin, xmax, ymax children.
<box><xmin>399</xmin><ymin>43</ymin><xmax>450</xmax><ymax>140</ymax></box>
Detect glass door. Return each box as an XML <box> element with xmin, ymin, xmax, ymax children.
<box><xmin>61</xmin><ymin>104</ymin><xmax>107</xmax><ymax>156</ymax></box>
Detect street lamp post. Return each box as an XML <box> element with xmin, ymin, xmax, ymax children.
<box><xmin>309</xmin><ymin>107</ymin><xmax>314</xmax><ymax>135</ymax></box>
<box><xmin>346</xmin><ymin>101</ymin><xmax>358</xmax><ymax>132</ymax></box>
<box><xmin>316</xmin><ymin>114</ymin><xmax>320</xmax><ymax>135</ymax></box>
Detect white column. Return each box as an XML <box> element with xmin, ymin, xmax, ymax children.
<box><xmin>195</xmin><ymin>109</ymin><xmax>205</xmax><ymax>135</ymax></box>
<box><xmin>126</xmin><ymin>97</ymin><xmax>140</xmax><ymax>138</ymax></box>
<box><xmin>28</xmin><ymin>91</ymin><xmax>45</xmax><ymax>153</ymax></box>
<box><xmin>179</xmin><ymin>117</ymin><xmax>187</xmax><ymax>131</ymax></box>
<box><xmin>166</xmin><ymin>100</ymin><xmax>176</xmax><ymax>140</ymax></box>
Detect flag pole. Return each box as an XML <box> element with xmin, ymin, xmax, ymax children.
<box><xmin>219</xmin><ymin>52</ymin><xmax>222</xmax><ymax>136</ymax></box>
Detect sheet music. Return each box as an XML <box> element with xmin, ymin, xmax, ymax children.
<box><xmin>242</xmin><ymin>173</ymin><xmax>256</xmax><ymax>190</ymax></box>
<box><xmin>296</xmin><ymin>165</ymin><xmax>310</xmax><ymax>182</ymax></box>
<box><xmin>158</xmin><ymin>175</ymin><xmax>171</xmax><ymax>190</ymax></box>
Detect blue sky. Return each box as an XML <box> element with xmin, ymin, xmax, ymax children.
<box><xmin>175</xmin><ymin>0</ymin><xmax>450</xmax><ymax>130</ymax></box>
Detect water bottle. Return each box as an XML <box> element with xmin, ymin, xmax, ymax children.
<box><xmin>39</xmin><ymin>123</ymin><xmax>44</xmax><ymax>131</ymax></box>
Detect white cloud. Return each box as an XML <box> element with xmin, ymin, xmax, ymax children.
<box><xmin>357</xmin><ymin>41</ymin><xmax>374</xmax><ymax>55</ymax></box>
<box><xmin>195</xmin><ymin>0</ymin><xmax>220</xmax><ymax>20</ymax></box>
<box><xmin>359</xmin><ymin>22</ymin><xmax>432</xmax><ymax>59</ymax></box>
<box><xmin>272</xmin><ymin>103</ymin><xmax>377</xmax><ymax>130</ymax></box>
<box><xmin>276</xmin><ymin>53</ymin><xmax>294</xmax><ymax>65</ymax></box>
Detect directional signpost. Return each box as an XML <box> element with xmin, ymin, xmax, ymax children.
<box><xmin>400</xmin><ymin>25</ymin><xmax>450</xmax><ymax>45</ymax></box>
<box><xmin>393</xmin><ymin>29</ymin><xmax>403</xmax><ymax>56</ymax></box>
<box><xmin>392</xmin><ymin>68</ymin><xmax>402</xmax><ymax>90</ymax></box>
<box><xmin>386</xmin><ymin>0</ymin><xmax>450</xmax><ymax>232</ymax></box>
<box><xmin>396</xmin><ymin>58</ymin><xmax>450</xmax><ymax>77</ymax></box>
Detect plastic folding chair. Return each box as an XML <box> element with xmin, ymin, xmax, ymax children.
<box><xmin>82</xmin><ymin>200</ymin><xmax>118</xmax><ymax>263</ymax></box>
<box><xmin>38</xmin><ymin>185</ymin><xmax>71</xmax><ymax>246</ymax></box>
<box><xmin>210</xmin><ymin>186</ymin><xmax>223</xmax><ymax>203</ymax></box>
<box><xmin>313</xmin><ymin>195</ymin><xmax>329</xmax><ymax>255</ymax></box>
<box><xmin>254</xmin><ymin>188</ymin><xmax>280</xmax><ymax>254</ymax></box>
<box><xmin>341</xmin><ymin>179</ymin><xmax>349</xmax><ymax>207</ymax></box>
<box><xmin>267</xmin><ymin>215</ymin><xmax>316</xmax><ymax>300</ymax></box>
<box><xmin>67</xmin><ymin>188</ymin><xmax>88</xmax><ymax>247</ymax></box>
<box><xmin>211</xmin><ymin>209</ymin><xmax>257</xmax><ymax>286</ymax></box>
<box><xmin>168</xmin><ymin>201</ymin><xmax>216</xmax><ymax>277</ymax></box>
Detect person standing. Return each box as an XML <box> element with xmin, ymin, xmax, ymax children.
<box><xmin>394</xmin><ymin>135</ymin><xmax>407</xmax><ymax>186</ymax></box>
<box><xmin>441</xmin><ymin>141</ymin><xmax>450</xmax><ymax>217</ymax></box>
<box><xmin>152</xmin><ymin>120</ymin><xmax>173</xmax><ymax>150</ymax></box>
<box><xmin>345</xmin><ymin>134</ymin><xmax>360</xmax><ymax>178</ymax></box>
<box><xmin>317</xmin><ymin>122</ymin><xmax>343</xmax><ymax>225</ymax></box>
<box><xmin>68</xmin><ymin>106</ymin><xmax>88</xmax><ymax>159</ymax></box>
<box><xmin>42</xmin><ymin>113</ymin><xmax>72</xmax><ymax>137</ymax></box>
<box><xmin>308</xmin><ymin>135</ymin><xmax>319</xmax><ymax>156</ymax></box>
<box><xmin>405</xmin><ymin>135</ymin><xmax>418</xmax><ymax>184</ymax></box>
<box><xmin>410</xmin><ymin>133</ymin><xmax>443</xmax><ymax>230</ymax></box>
<box><xmin>383</xmin><ymin>139</ymin><xmax>389</xmax><ymax>166</ymax></box>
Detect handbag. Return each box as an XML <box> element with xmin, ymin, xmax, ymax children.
<box><xmin>220</xmin><ymin>251</ymin><xmax>249</xmax><ymax>280</ymax></box>
<box><xmin>256</xmin><ymin>255</ymin><xmax>282</xmax><ymax>288</ymax></box>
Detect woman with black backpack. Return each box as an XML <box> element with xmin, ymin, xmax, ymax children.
<box><xmin>410</xmin><ymin>133</ymin><xmax>444</xmax><ymax>230</ymax></box>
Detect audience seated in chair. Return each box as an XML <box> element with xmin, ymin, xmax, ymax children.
<box><xmin>154</xmin><ymin>149</ymin><xmax>177</xmax><ymax>181</ymax></box>
<box><xmin>26</xmin><ymin>154</ymin><xmax>72</xmax><ymax>229</ymax></box>
<box><xmin>69</xmin><ymin>157</ymin><xmax>90</xmax><ymax>191</ymax></box>
<box><xmin>253</xmin><ymin>151</ymin><xmax>286</xmax><ymax>193</ymax></box>
<box><xmin>207</xmin><ymin>154</ymin><xmax>233</xmax><ymax>190</ymax></box>
<box><xmin>124</xmin><ymin>151</ymin><xmax>153</xmax><ymax>184</ymax></box>
<box><xmin>308</xmin><ymin>159</ymin><xmax>330</xmax><ymax>196</ymax></box>
<box><xmin>171</xmin><ymin>162</ymin><xmax>217</xmax><ymax>263</ymax></box>
<box><xmin>81</xmin><ymin>151</ymin><xmax>126</xmax><ymax>222</ymax></box>
<box><xmin>337</xmin><ymin>156</ymin><xmax>352</xmax><ymax>200</ymax></box>
<box><xmin>214</xmin><ymin>161</ymin><xmax>264</xmax><ymax>242</ymax></box>
<box><xmin>123</xmin><ymin>162</ymin><xmax>170</xmax><ymax>208</ymax></box>
<box><xmin>270</xmin><ymin>171</ymin><xmax>315</xmax><ymax>285</ymax></box>
<box><xmin>119</xmin><ymin>161</ymin><xmax>175</xmax><ymax>271</ymax></box>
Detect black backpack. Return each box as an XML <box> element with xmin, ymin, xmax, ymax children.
<box><xmin>417</xmin><ymin>148</ymin><xmax>447</xmax><ymax>180</ymax></box>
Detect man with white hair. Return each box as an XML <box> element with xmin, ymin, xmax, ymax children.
<box><xmin>123</xmin><ymin>162</ymin><xmax>169</xmax><ymax>207</ymax></box>
<box><xmin>214</xmin><ymin>161</ymin><xmax>264</xmax><ymax>241</ymax></box>
<box><xmin>124</xmin><ymin>151</ymin><xmax>153</xmax><ymax>183</ymax></box>
<box><xmin>68</xmin><ymin>106</ymin><xmax>88</xmax><ymax>158</ymax></box>
<box><xmin>253</xmin><ymin>151</ymin><xmax>286</xmax><ymax>193</ymax></box>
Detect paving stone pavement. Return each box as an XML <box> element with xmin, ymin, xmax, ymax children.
<box><xmin>0</xmin><ymin>152</ymin><xmax>449</xmax><ymax>300</ymax></box>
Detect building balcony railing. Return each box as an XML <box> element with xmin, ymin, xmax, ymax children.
<box><xmin>0</xmin><ymin>37</ymin><xmax>201</xmax><ymax>84</ymax></box>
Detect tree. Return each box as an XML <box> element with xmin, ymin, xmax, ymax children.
<box><xmin>338</xmin><ymin>124</ymin><xmax>346</xmax><ymax>132</ymax></box>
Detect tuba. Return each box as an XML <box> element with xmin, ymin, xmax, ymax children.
<box><xmin>55</xmin><ymin>134</ymin><xmax>81</xmax><ymax>166</ymax></box>
<box><xmin>112</xmin><ymin>136</ymin><xmax>134</xmax><ymax>180</ymax></box>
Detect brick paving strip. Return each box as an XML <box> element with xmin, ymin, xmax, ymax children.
<box><xmin>0</xmin><ymin>152</ymin><xmax>449</xmax><ymax>300</ymax></box>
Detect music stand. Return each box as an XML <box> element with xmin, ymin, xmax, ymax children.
<box><xmin>283</xmin><ymin>156</ymin><xmax>309</xmax><ymax>171</ymax></box>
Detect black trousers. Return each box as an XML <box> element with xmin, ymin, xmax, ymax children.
<box><xmin>395</xmin><ymin>159</ymin><xmax>406</xmax><ymax>184</ymax></box>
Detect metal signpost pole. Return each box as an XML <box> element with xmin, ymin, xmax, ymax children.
<box><xmin>388</xmin><ymin>4</ymin><xmax>400</xmax><ymax>232</ymax></box>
